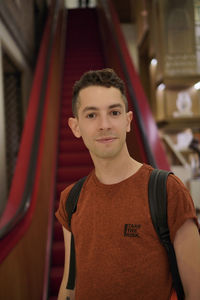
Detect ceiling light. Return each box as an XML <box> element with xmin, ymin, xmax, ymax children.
<box><xmin>194</xmin><ymin>81</ymin><xmax>200</xmax><ymax>90</ymax></box>
<box><xmin>151</xmin><ymin>58</ymin><xmax>158</xmax><ymax>66</ymax></box>
<box><xmin>157</xmin><ymin>83</ymin><xmax>165</xmax><ymax>91</ymax></box>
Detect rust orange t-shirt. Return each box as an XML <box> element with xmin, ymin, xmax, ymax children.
<box><xmin>55</xmin><ymin>164</ymin><xmax>198</xmax><ymax>300</ymax></box>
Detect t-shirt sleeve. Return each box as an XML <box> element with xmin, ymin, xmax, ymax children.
<box><xmin>167</xmin><ymin>174</ymin><xmax>200</xmax><ymax>243</ymax></box>
<box><xmin>55</xmin><ymin>183</ymin><xmax>74</xmax><ymax>232</ymax></box>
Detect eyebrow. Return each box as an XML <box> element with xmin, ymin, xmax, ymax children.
<box><xmin>82</xmin><ymin>103</ymin><xmax>123</xmax><ymax>114</ymax></box>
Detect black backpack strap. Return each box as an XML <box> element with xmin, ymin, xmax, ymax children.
<box><xmin>148</xmin><ymin>169</ymin><xmax>184</xmax><ymax>300</ymax></box>
<box><xmin>66</xmin><ymin>176</ymin><xmax>87</xmax><ymax>229</ymax></box>
<box><xmin>67</xmin><ymin>233</ymin><xmax>76</xmax><ymax>290</ymax></box>
<box><xmin>65</xmin><ymin>176</ymin><xmax>87</xmax><ymax>290</ymax></box>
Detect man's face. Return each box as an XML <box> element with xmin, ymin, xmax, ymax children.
<box><xmin>68</xmin><ymin>86</ymin><xmax>132</xmax><ymax>161</ymax></box>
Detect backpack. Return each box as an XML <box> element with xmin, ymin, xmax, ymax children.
<box><xmin>65</xmin><ymin>169</ymin><xmax>184</xmax><ymax>300</ymax></box>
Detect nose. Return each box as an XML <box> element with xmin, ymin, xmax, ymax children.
<box><xmin>98</xmin><ymin>114</ymin><xmax>111</xmax><ymax>131</ymax></box>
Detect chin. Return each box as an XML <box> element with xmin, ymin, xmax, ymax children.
<box><xmin>94</xmin><ymin>149</ymin><xmax>122</xmax><ymax>160</ymax></box>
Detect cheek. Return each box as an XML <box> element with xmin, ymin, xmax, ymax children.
<box><xmin>118</xmin><ymin>119</ymin><xmax>130</xmax><ymax>132</ymax></box>
<box><xmin>79</xmin><ymin>126</ymin><xmax>93</xmax><ymax>141</ymax></box>
<box><xmin>80</xmin><ymin>131</ymin><xmax>94</xmax><ymax>151</ymax></box>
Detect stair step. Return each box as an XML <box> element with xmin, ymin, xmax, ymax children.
<box><xmin>57</xmin><ymin>165</ymin><xmax>92</xmax><ymax>182</ymax></box>
<box><xmin>51</xmin><ymin>241</ymin><xmax>65</xmax><ymax>266</ymax></box>
<box><xmin>49</xmin><ymin>7</ymin><xmax>105</xmax><ymax>299</ymax></box>
<box><xmin>60</xmin><ymin>109</ymin><xmax>72</xmax><ymax>116</ymax></box>
<box><xmin>60</xmin><ymin>98</ymin><xmax>72</xmax><ymax>105</ymax></box>
<box><xmin>58</xmin><ymin>139</ymin><xmax>87</xmax><ymax>152</ymax></box>
<box><xmin>49</xmin><ymin>266</ymin><xmax>63</xmax><ymax>295</ymax></box>
<box><xmin>58</xmin><ymin>152</ymin><xmax>92</xmax><ymax>166</ymax></box>
<box><xmin>59</xmin><ymin>128</ymin><xmax>74</xmax><ymax>139</ymax></box>
<box><xmin>53</xmin><ymin>221</ymin><xmax>64</xmax><ymax>242</ymax></box>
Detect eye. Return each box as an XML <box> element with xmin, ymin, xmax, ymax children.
<box><xmin>111</xmin><ymin>110</ymin><xmax>121</xmax><ymax>116</ymax></box>
<box><xmin>86</xmin><ymin>113</ymin><xmax>96</xmax><ymax>119</ymax></box>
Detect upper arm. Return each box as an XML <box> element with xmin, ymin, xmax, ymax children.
<box><xmin>57</xmin><ymin>227</ymin><xmax>75</xmax><ymax>300</ymax></box>
<box><xmin>174</xmin><ymin>219</ymin><xmax>200</xmax><ymax>299</ymax></box>
<box><xmin>62</xmin><ymin>226</ymin><xmax>72</xmax><ymax>283</ymax></box>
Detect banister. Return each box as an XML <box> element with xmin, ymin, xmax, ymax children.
<box><xmin>0</xmin><ymin>0</ymin><xmax>63</xmax><ymax>259</ymax></box>
<box><xmin>98</xmin><ymin>0</ymin><xmax>170</xmax><ymax>170</ymax></box>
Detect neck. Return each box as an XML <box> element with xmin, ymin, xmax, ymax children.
<box><xmin>90</xmin><ymin>145</ymin><xmax>142</xmax><ymax>184</ymax></box>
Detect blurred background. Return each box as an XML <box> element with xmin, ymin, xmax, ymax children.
<box><xmin>0</xmin><ymin>0</ymin><xmax>199</xmax><ymax>299</ymax></box>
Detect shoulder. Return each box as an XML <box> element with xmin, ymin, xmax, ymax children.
<box><xmin>143</xmin><ymin>164</ymin><xmax>191</xmax><ymax>198</ymax></box>
<box><xmin>60</xmin><ymin>183</ymin><xmax>75</xmax><ymax>201</ymax></box>
<box><xmin>166</xmin><ymin>173</ymin><xmax>199</xmax><ymax>242</ymax></box>
<box><xmin>59</xmin><ymin>172</ymin><xmax>93</xmax><ymax>212</ymax></box>
<box><xmin>55</xmin><ymin>183</ymin><xmax>76</xmax><ymax>231</ymax></box>
<box><xmin>166</xmin><ymin>172</ymin><xmax>193</xmax><ymax>202</ymax></box>
<box><xmin>167</xmin><ymin>172</ymin><xmax>188</xmax><ymax>191</ymax></box>
<box><xmin>165</xmin><ymin>172</ymin><xmax>196</xmax><ymax>218</ymax></box>
<box><xmin>55</xmin><ymin>177</ymin><xmax>89</xmax><ymax>231</ymax></box>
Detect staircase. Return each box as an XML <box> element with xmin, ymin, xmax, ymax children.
<box><xmin>49</xmin><ymin>8</ymin><xmax>105</xmax><ymax>299</ymax></box>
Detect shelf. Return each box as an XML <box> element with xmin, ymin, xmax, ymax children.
<box><xmin>157</xmin><ymin>116</ymin><xmax>200</xmax><ymax>132</ymax></box>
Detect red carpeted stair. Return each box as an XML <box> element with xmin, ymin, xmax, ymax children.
<box><xmin>49</xmin><ymin>8</ymin><xmax>105</xmax><ymax>299</ymax></box>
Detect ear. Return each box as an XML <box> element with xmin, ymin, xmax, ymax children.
<box><xmin>68</xmin><ymin>117</ymin><xmax>81</xmax><ymax>138</ymax></box>
<box><xmin>126</xmin><ymin>111</ymin><xmax>133</xmax><ymax>133</ymax></box>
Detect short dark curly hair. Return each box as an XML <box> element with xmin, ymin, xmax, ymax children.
<box><xmin>72</xmin><ymin>68</ymin><xmax>128</xmax><ymax>116</ymax></box>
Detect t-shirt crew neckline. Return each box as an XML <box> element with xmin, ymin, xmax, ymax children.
<box><xmin>91</xmin><ymin>163</ymin><xmax>147</xmax><ymax>190</ymax></box>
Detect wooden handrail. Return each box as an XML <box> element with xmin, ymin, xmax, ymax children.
<box><xmin>0</xmin><ymin>0</ymin><xmax>63</xmax><ymax>261</ymax></box>
<box><xmin>97</xmin><ymin>0</ymin><xmax>170</xmax><ymax>170</ymax></box>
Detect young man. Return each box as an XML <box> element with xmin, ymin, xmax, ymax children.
<box><xmin>55</xmin><ymin>69</ymin><xmax>200</xmax><ymax>300</ymax></box>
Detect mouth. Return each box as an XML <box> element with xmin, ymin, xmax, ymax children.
<box><xmin>95</xmin><ymin>137</ymin><xmax>117</xmax><ymax>144</ymax></box>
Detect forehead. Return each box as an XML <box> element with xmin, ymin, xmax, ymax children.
<box><xmin>78</xmin><ymin>86</ymin><xmax>124</xmax><ymax>109</ymax></box>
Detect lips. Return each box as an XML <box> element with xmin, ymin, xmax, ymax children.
<box><xmin>95</xmin><ymin>137</ymin><xmax>117</xmax><ymax>143</ymax></box>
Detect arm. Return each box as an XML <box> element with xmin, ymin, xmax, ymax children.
<box><xmin>174</xmin><ymin>219</ymin><xmax>200</xmax><ymax>300</ymax></box>
<box><xmin>57</xmin><ymin>227</ymin><xmax>75</xmax><ymax>300</ymax></box>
